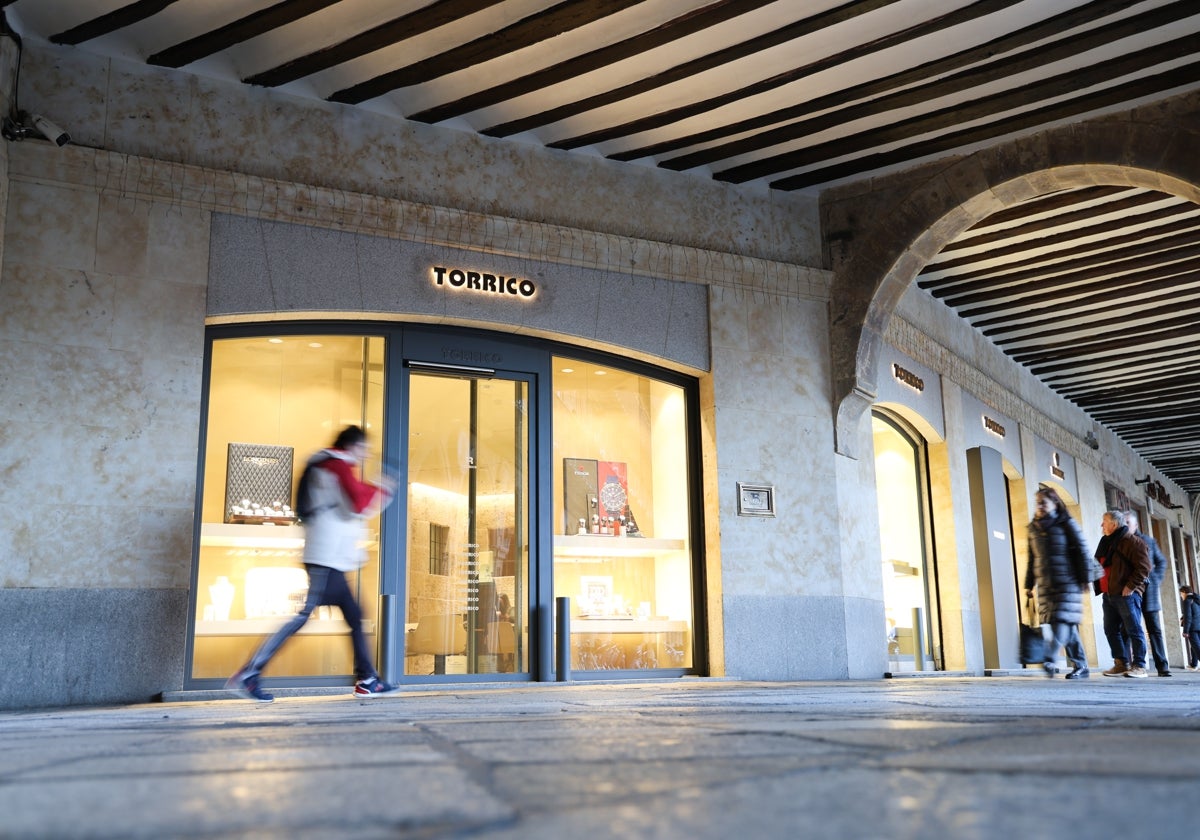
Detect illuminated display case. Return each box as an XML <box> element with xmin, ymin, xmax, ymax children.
<box><xmin>551</xmin><ymin>358</ymin><xmax>694</xmax><ymax>670</ymax></box>
<box><xmin>191</xmin><ymin>335</ymin><xmax>385</xmax><ymax>680</ymax></box>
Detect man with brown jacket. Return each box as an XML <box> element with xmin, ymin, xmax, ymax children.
<box><xmin>1099</xmin><ymin>510</ymin><xmax>1153</xmax><ymax>678</ymax></box>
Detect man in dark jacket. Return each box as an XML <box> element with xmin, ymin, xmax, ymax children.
<box><xmin>1181</xmin><ymin>586</ymin><xmax>1200</xmax><ymax>670</ymax></box>
<box><xmin>1100</xmin><ymin>510</ymin><xmax>1152</xmax><ymax>678</ymax></box>
<box><xmin>1125</xmin><ymin>512</ymin><xmax>1171</xmax><ymax>676</ymax></box>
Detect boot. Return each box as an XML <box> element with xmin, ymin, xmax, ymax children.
<box><xmin>1102</xmin><ymin>658</ymin><xmax>1128</xmax><ymax>677</ymax></box>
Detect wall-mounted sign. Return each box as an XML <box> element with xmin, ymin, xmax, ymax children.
<box><xmin>892</xmin><ymin>363</ymin><xmax>925</xmax><ymax>393</ymax></box>
<box><xmin>1051</xmin><ymin>452</ymin><xmax>1065</xmax><ymax>480</ymax></box>
<box><xmin>736</xmin><ymin>482</ymin><xmax>775</xmax><ymax>517</ymax></box>
<box><xmin>432</xmin><ymin>266</ymin><xmax>537</xmax><ymax>298</ymax></box>
<box><xmin>983</xmin><ymin>416</ymin><xmax>1006</xmax><ymax>438</ymax></box>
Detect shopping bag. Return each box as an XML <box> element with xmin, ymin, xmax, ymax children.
<box><xmin>1019</xmin><ymin>622</ymin><xmax>1046</xmax><ymax>665</ymax></box>
<box><xmin>1018</xmin><ymin>596</ymin><xmax>1045</xmax><ymax>665</ymax></box>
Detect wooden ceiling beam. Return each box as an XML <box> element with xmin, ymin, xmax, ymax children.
<box><xmin>50</xmin><ymin>0</ymin><xmax>178</xmax><ymax>45</ymax></box>
<box><xmin>480</xmin><ymin>0</ymin><xmax>904</xmax><ymax>140</ymax></box>
<box><xmin>329</xmin><ymin>0</ymin><xmax>645</xmax><ymax>105</ymax></box>
<box><xmin>407</xmin><ymin>0</ymin><xmax>779</xmax><ymax>125</ymax></box>
<box><xmin>147</xmin><ymin>0</ymin><xmax>342</xmax><ymax>69</ymax></box>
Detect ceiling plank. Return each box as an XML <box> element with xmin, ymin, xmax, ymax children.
<box><xmin>770</xmin><ymin>62</ymin><xmax>1200</xmax><ymax>191</ymax></box>
<box><xmin>654</xmin><ymin>0</ymin><xmax>1174</xmax><ymax>170</ymax></box>
<box><xmin>478</xmin><ymin>0</ymin><xmax>908</xmax><ymax>139</ymax></box>
<box><xmin>408</xmin><ymin>0</ymin><xmax>778</xmax><ymax>125</ymax></box>
<box><xmin>542</xmin><ymin>0</ymin><xmax>1019</xmax><ymax>150</ymax></box>
<box><xmin>720</xmin><ymin>33</ymin><xmax>1200</xmax><ymax>184</ymax></box>
<box><xmin>242</xmin><ymin>0</ymin><xmax>507</xmax><ymax>87</ymax></box>
<box><xmin>328</xmin><ymin>0</ymin><xmax>646</xmax><ymax>105</ymax></box>
<box><xmin>50</xmin><ymin>0</ymin><xmax>179</xmax><ymax>46</ymax></box>
<box><xmin>147</xmin><ymin>0</ymin><xmax>343</xmax><ymax>69</ymax></box>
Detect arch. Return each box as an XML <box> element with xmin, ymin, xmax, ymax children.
<box><xmin>823</xmin><ymin>91</ymin><xmax>1200</xmax><ymax>458</ymax></box>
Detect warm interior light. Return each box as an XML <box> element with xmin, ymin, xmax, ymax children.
<box><xmin>267</xmin><ymin>338</ymin><xmax>283</xmax><ymax>344</ymax></box>
<box><xmin>308</xmin><ymin>342</ymin><xmax>323</xmax><ymax>348</ymax></box>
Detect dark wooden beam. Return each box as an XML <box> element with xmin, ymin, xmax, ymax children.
<box><xmin>51</xmin><ymin>0</ymin><xmax>178</xmax><ymax>45</ymax></box>
<box><xmin>650</xmin><ymin>0</ymin><xmax>1174</xmax><ymax>169</ymax></box>
<box><xmin>724</xmin><ymin>34</ymin><xmax>1200</xmax><ymax>184</ymax></box>
<box><xmin>242</xmin><ymin>0</ymin><xmax>506</xmax><ymax>87</ymax></box>
<box><xmin>769</xmin><ymin>62</ymin><xmax>1200</xmax><ymax>191</ymax></box>
<box><xmin>927</xmin><ymin>204</ymin><xmax>1197</xmax><ymax>279</ymax></box>
<box><xmin>541</xmin><ymin>0</ymin><xmax>1016</xmax><ymax>150</ymax></box>
<box><xmin>328</xmin><ymin>0</ymin><xmax>645</xmax><ymax>105</ymax></box>
<box><xmin>923</xmin><ymin>194</ymin><xmax>1178</xmax><ymax>270</ymax></box>
<box><xmin>479</xmin><ymin>0</ymin><xmax>903</xmax><ymax>139</ymax></box>
<box><xmin>938</xmin><ymin>234</ymin><xmax>1200</xmax><ymax>308</ymax></box>
<box><xmin>147</xmin><ymin>0</ymin><xmax>342</xmax><ymax>69</ymax></box>
<box><xmin>407</xmin><ymin>0</ymin><xmax>776</xmax><ymax>124</ymax></box>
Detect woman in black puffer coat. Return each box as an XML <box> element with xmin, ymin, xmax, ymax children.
<box><xmin>1024</xmin><ymin>486</ymin><xmax>1089</xmax><ymax>678</ymax></box>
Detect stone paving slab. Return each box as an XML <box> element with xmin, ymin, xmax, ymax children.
<box><xmin>1</xmin><ymin>677</ymin><xmax>1199</xmax><ymax>839</ymax></box>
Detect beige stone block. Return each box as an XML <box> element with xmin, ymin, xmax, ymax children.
<box><xmin>708</xmin><ymin>286</ymin><xmax>750</xmax><ymax>352</ymax></box>
<box><xmin>0</xmin><ymin>503</ymin><xmax>34</xmax><ymax>587</ymax></box>
<box><xmin>95</xmin><ymin>195</ymin><xmax>150</xmax><ymax>277</ymax></box>
<box><xmin>0</xmin><ymin>263</ymin><xmax>114</xmax><ymax>350</ymax></box>
<box><xmin>147</xmin><ymin>204</ymin><xmax>210</xmax><ymax>287</ymax></box>
<box><xmin>112</xmin><ymin>276</ymin><xmax>206</xmax><ymax>357</ymax></box>
<box><xmin>5</xmin><ymin>180</ymin><xmax>99</xmax><ymax>271</ymax></box>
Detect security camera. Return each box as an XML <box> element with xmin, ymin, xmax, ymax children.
<box><xmin>32</xmin><ymin>114</ymin><xmax>70</xmax><ymax>147</ymax></box>
<box><xmin>0</xmin><ymin>112</ymin><xmax>70</xmax><ymax>147</ymax></box>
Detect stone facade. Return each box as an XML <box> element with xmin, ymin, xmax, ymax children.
<box><xmin>0</xmin><ymin>39</ymin><xmax>1194</xmax><ymax>708</ymax></box>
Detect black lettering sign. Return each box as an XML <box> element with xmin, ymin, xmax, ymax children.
<box><xmin>892</xmin><ymin>363</ymin><xmax>925</xmax><ymax>392</ymax></box>
<box><xmin>983</xmin><ymin>416</ymin><xmax>1006</xmax><ymax>438</ymax></box>
<box><xmin>432</xmin><ymin>265</ymin><xmax>536</xmax><ymax>299</ymax></box>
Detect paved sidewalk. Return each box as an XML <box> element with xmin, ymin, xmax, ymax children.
<box><xmin>2</xmin><ymin>675</ymin><xmax>1199</xmax><ymax>839</ymax></box>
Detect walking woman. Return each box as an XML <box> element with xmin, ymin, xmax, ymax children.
<box><xmin>1024</xmin><ymin>486</ymin><xmax>1090</xmax><ymax>678</ymax></box>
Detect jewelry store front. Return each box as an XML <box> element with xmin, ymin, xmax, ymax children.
<box><xmin>186</xmin><ymin>323</ymin><xmax>705</xmax><ymax>690</ymax></box>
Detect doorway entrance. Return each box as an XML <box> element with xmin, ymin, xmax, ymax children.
<box><xmin>872</xmin><ymin>410</ymin><xmax>941</xmax><ymax>671</ymax></box>
<box><xmin>402</xmin><ymin>367</ymin><xmax>531</xmax><ymax>677</ymax></box>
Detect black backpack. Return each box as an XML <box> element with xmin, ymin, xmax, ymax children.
<box><xmin>294</xmin><ymin>457</ymin><xmax>332</xmax><ymax>521</ymax></box>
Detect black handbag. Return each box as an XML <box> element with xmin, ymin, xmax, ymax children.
<box><xmin>1019</xmin><ymin>597</ymin><xmax>1046</xmax><ymax>665</ymax></box>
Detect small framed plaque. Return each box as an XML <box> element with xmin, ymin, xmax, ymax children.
<box><xmin>736</xmin><ymin>482</ymin><xmax>775</xmax><ymax>517</ymax></box>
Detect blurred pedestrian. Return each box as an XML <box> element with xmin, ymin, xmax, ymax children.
<box><xmin>1024</xmin><ymin>487</ymin><xmax>1089</xmax><ymax>678</ymax></box>
<box><xmin>227</xmin><ymin>425</ymin><xmax>399</xmax><ymax>702</ymax></box>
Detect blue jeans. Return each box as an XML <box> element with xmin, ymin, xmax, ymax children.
<box><xmin>1142</xmin><ymin>609</ymin><xmax>1169</xmax><ymax>673</ymax></box>
<box><xmin>1113</xmin><ymin>591</ymin><xmax>1148</xmax><ymax>669</ymax></box>
<box><xmin>1101</xmin><ymin>593</ymin><xmax>1129</xmax><ymax>662</ymax></box>
<box><xmin>244</xmin><ymin>565</ymin><xmax>377</xmax><ymax>681</ymax></box>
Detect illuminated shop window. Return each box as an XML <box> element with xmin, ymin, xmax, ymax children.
<box><xmin>191</xmin><ymin>335</ymin><xmax>385</xmax><ymax>680</ymax></box>
<box><xmin>552</xmin><ymin>358</ymin><xmax>693</xmax><ymax>671</ymax></box>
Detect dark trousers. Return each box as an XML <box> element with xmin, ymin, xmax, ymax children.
<box><xmin>1101</xmin><ymin>593</ymin><xmax>1129</xmax><ymax>662</ymax></box>
<box><xmin>245</xmin><ymin>564</ymin><xmax>377</xmax><ymax>681</ymax></box>
<box><xmin>1113</xmin><ymin>591</ymin><xmax>1148</xmax><ymax>669</ymax></box>
<box><xmin>1142</xmin><ymin>609</ymin><xmax>1169</xmax><ymax>673</ymax></box>
<box><xmin>1186</xmin><ymin>630</ymin><xmax>1200</xmax><ymax>668</ymax></box>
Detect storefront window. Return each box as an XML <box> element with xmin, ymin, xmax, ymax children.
<box><xmin>191</xmin><ymin>334</ymin><xmax>385</xmax><ymax>680</ymax></box>
<box><xmin>552</xmin><ymin>358</ymin><xmax>693</xmax><ymax>670</ymax></box>
<box><xmin>873</xmin><ymin>411</ymin><xmax>938</xmax><ymax>671</ymax></box>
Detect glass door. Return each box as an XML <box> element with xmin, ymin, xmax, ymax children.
<box><xmin>403</xmin><ymin>368</ymin><xmax>530</xmax><ymax>676</ymax></box>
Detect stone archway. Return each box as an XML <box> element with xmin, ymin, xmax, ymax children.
<box><xmin>820</xmin><ymin>89</ymin><xmax>1200</xmax><ymax>459</ymax></box>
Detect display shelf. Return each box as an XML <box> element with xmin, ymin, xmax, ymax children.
<box><xmin>199</xmin><ymin>522</ymin><xmax>377</xmax><ymax>549</ymax></box>
<box><xmin>553</xmin><ymin>534</ymin><xmax>685</xmax><ymax>559</ymax></box>
<box><xmin>194</xmin><ymin>619</ymin><xmax>376</xmax><ymax>636</ymax></box>
<box><xmin>200</xmin><ymin>522</ymin><xmax>306</xmax><ymax>548</ymax></box>
<box><xmin>570</xmin><ymin>618</ymin><xmax>687</xmax><ymax>634</ymax></box>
